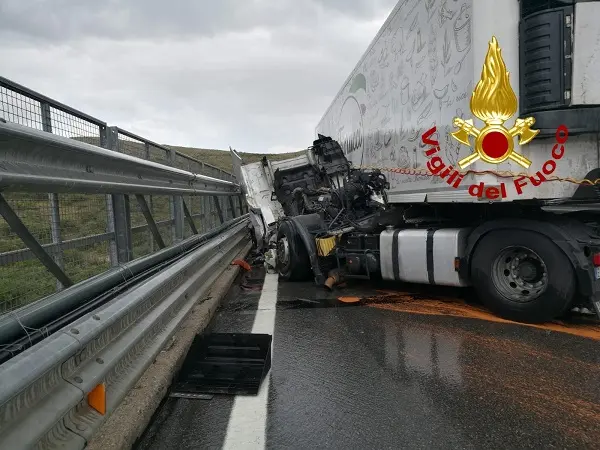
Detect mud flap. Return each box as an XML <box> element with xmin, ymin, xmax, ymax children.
<box><xmin>592</xmin><ymin>293</ymin><xmax>600</xmax><ymax>319</ymax></box>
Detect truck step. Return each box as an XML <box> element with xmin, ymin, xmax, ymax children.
<box><xmin>171</xmin><ymin>333</ymin><xmax>272</xmax><ymax>396</ymax></box>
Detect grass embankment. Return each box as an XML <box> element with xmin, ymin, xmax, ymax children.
<box><xmin>172</xmin><ymin>146</ymin><xmax>304</xmax><ymax>172</ymax></box>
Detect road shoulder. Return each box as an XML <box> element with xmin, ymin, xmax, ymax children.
<box><xmin>86</xmin><ymin>243</ymin><xmax>252</xmax><ymax>450</ymax></box>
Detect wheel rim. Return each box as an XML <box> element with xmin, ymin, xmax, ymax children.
<box><xmin>491</xmin><ymin>246</ymin><xmax>548</xmax><ymax>303</ymax></box>
<box><xmin>277</xmin><ymin>236</ymin><xmax>290</xmax><ymax>271</ymax></box>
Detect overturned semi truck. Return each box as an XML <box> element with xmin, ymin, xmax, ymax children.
<box><xmin>231</xmin><ymin>0</ymin><xmax>600</xmax><ymax>323</ymax></box>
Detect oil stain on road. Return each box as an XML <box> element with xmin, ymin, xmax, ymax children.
<box><xmin>350</xmin><ymin>289</ymin><xmax>600</xmax><ymax>447</ymax></box>
<box><xmin>366</xmin><ymin>290</ymin><xmax>600</xmax><ymax>341</ymax></box>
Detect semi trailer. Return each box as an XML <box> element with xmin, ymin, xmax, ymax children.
<box><xmin>231</xmin><ymin>0</ymin><xmax>600</xmax><ymax>323</ymax></box>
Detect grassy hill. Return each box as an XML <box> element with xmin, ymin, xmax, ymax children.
<box><xmin>171</xmin><ymin>146</ymin><xmax>304</xmax><ymax>172</ymax></box>
<box><xmin>73</xmin><ymin>137</ymin><xmax>303</xmax><ymax>174</ymax></box>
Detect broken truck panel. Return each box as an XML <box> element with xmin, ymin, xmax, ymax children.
<box><xmin>230</xmin><ymin>147</ymin><xmax>285</xmax><ymax>226</ymax></box>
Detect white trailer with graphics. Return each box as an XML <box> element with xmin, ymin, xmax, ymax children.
<box><xmin>232</xmin><ymin>0</ymin><xmax>600</xmax><ymax>322</ymax></box>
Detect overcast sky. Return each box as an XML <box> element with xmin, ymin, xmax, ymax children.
<box><xmin>0</xmin><ymin>0</ymin><xmax>396</xmax><ymax>153</ymax></box>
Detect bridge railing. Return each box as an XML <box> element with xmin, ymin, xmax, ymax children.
<box><xmin>0</xmin><ymin>76</ymin><xmax>245</xmax><ymax>314</ymax></box>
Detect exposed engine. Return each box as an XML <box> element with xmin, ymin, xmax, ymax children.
<box><xmin>271</xmin><ymin>135</ymin><xmax>389</xmax><ymax>231</ymax></box>
<box><xmin>232</xmin><ymin>134</ymin><xmax>393</xmax><ymax>284</ymax></box>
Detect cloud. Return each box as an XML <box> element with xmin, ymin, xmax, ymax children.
<box><xmin>0</xmin><ymin>0</ymin><xmax>396</xmax><ymax>153</ymax></box>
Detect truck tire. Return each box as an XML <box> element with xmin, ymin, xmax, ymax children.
<box><xmin>470</xmin><ymin>229</ymin><xmax>576</xmax><ymax>323</ymax></box>
<box><xmin>276</xmin><ymin>222</ymin><xmax>312</xmax><ymax>281</ymax></box>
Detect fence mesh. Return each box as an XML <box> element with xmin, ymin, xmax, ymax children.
<box><xmin>0</xmin><ymin>193</ymin><xmax>53</xmax><ymax>251</ymax></box>
<box><xmin>175</xmin><ymin>153</ymin><xmax>204</xmax><ymax>174</ymax></box>
<box><xmin>0</xmin><ymin>85</ymin><xmax>103</xmax><ymax>147</ymax></box>
<box><xmin>117</xmin><ymin>133</ymin><xmax>146</xmax><ymax>159</ymax></box>
<box><xmin>0</xmin><ymin>86</ymin><xmax>44</xmax><ymax>131</ymax></box>
<box><xmin>0</xmin><ymin>78</ymin><xmax>239</xmax><ymax>315</ymax></box>
<box><xmin>0</xmin><ymin>260</ymin><xmax>56</xmax><ymax>315</ymax></box>
<box><xmin>0</xmin><ymin>193</ymin><xmax>57</xmax><ymax>313</ymax></box>
<box><xmin>131</xmin><ymin>195</ymin><xmax>153</xmax><ymax>259</ymax></box>
<box><xmin>148</xmin><ymin>145</ymin><xmax>170</xmax><ymax>166</ymax></box>
<box><xmin>49</xmin><ymin>107</ymin><xmax>101</xmax><ymax>143</ymax></box>
<box><xmin>58</xmin><ymin>193</ymin><xmax>111</xmax><ymax>284</ymax></box>
<box><xmin>131</xmin><ymin>227</ymin><xmax>153</xmax><ymax>259</ymax></box>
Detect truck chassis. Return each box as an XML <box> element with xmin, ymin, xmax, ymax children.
<box><xmin>232</xmin><ymin>136</ymin><xmax>600</xmax><ymax>323</ymax></box>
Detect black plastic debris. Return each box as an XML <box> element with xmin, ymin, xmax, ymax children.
<box><xmin>171</xmin><ymin>333</ymin><xmax>272</xmax><ymax>396</ymax></box>
<box><xmin>169</xmin><ymin>393</ymin><xmax>213</xmax><ymax>400</ymax></box>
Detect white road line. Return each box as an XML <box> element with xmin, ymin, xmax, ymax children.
<box><xmin>222</xmin><ymin>273</ymin><xmax>278</xmax><ymax>450</ymax></box>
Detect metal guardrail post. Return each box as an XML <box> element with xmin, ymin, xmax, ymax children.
<box><xmin>237</xmin><ymin>195</ymin><xmax>245</xmax><ymax>216</ymax></box>
<box><xmin>135</xmin><ymin>194</ymin><xmax>166</xmax><ymax>248</ymax></box>
<box><xmin>106</xmin><ymin>127</ymin><xmax>133</xmax><ymax>263</ymax></box>
<box><xmin>200</xmin><ymin>196</ymin><xmax>208</xmax><ymax>231</ymax></box>
<box><xmin>182</xmin><ymin>199</ymin><xmax>199</xmax><ymax>235</ymax></box>
<box><xmin>113</xmin><ymin>194</ymin><xmax>133</xmax><ymax>263</ymax></box>
<box><xmin>228</xmin><ymin>196</ymin><xmax>237</xmax><ymax>218</ymax></box>
<box><xmin>212</xmin><ymin>196</ymin><xmax>224</xmax><ymax>224</ymax></box>
<box><xmin>169</xmin><ymin>149</ymin><xmax>184</xmax><ymax>243</ymax></box>
<box><xmin>101</xmin><ymin>127</ymin><xmax>119</xmax><ymax>266</ymax></box>
<box><xmin>144</xmin><ymin>142</ymin><xmax>156</xmax><ymax>253</ymax></box>
<box><xmin>41</xmin><ymin>101</ymin><xmax>66</xmax><ymax>291</ymax></box>
<box><xmin>199</xmin><ymin>162</ymin><xmax>209</xmax><ymax>231</ymax></box>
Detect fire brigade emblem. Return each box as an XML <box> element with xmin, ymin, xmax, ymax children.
<box><xmin>451</xmin><ymin>36</ymin><xmax>540</xmax><ymax>169</ymax></box>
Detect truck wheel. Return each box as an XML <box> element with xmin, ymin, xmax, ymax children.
<box><xmin>470</xmin><ymin>230</ymin><xmax>576</xmax><ymax>323</ymax></box>
<box><xmin>276</xmin><ymin>222</ymin><xmax>312</xmax><ymax>281</ymax></box>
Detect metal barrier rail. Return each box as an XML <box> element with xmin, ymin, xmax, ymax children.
<box><xmin>0</xmin><ymin>76</ymin><xmax>253</xmax><ymax>449</ymax></box>
<box><xmin>0</xmin><ymin>121</ymin><xmax>237</xmax><ymax>195</ymax></box>
<box><xmin>0</xmin><ymin>219</ymin><xmax>251</xmax><ymax>449</ymax></box>
<box><xmin>0</xmin><ymin>215</ymin><xmax>249</xmax><ymax>350</ymax></box>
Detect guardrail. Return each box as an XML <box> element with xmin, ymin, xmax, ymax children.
<box><xmin>0</xmin><ymin>215</ymin><xmax>250</xmax><ymax>360</ymax></box>
<box><xmin>0</xmin><ymin>218</ymin><xmax>251</xmax><ymax>449</ymax></box>
<box><xmin>0</xmin><ymin>121</ymin><xmax>236</xmax><ymax>196</ymax></box>
<box><xmin>0</xmin><ymin>76</ymin><xmax>254</xmax><ymax>449</ymax></box>
<box><xmin>0</xmin><ymin>76</ymin><xmax>245</xmax><ymax>313</ymax></box>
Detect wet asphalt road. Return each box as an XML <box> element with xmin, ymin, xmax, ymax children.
<box><xmin>136</xmin><ymin>267</ymin><xmax>600</xmax><ymax>450</ymax></box>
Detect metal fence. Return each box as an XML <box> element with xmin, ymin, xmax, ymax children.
<box><xmin>0</xmin><ymin>76</ymin><xmax>245</xmax><ymax>314</ymax></box>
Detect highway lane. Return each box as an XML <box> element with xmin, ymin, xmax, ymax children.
<box><xmin>136</xmin><ymin>267</ymin><xmax>600</xmax><ymax>449</ymax></box>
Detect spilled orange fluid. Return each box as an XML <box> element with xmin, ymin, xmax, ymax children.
<box><xmin>365</xmin><ymin>292</ymin><xmax>600</xmax><ymax>341</ymax></box>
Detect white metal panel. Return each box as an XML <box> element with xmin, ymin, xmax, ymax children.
<box><xmin>269</xmin><ymin>153</ymin><xmax>312</xmax><ymax>173</ymax></box>
<box><xmin>386</xmin><ymin>192</ymin><xmax>427</xmax><ymax>203</ymax></box>
<box><xmin>238</xmin><ymin>161</ymin><xmax>285</xmax><ymax>225</ymax></box>
<box><xmin>379</xmin><ymin>229</ymin><xmax>396</xmax><ymax>280</ymax></box>
<box><xmin>397</xmin><ymin>230</ymin><xmax>429</xmax><ymax>283</ymax></box>
<box><xmin>432</xmin><ymin>228</ymin><xmax>471</xmax><ymax>286</ymax></box>
<box><xmin>572</xmin><ymin>2</ymin><xmax>600</xmax><ymax>105</ymax></box>
<box><xmin>509</xmin><ymin>134</ymin><xmax>599</xmax><ymax>199</ymax></box>
<box><xmin>426</xmin><ymin>187</ymin><xmax>473</xmax><ymax>203</ymax></box>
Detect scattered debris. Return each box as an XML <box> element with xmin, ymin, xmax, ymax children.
<box><xmin>231</xmin><ymin>259</ymin><xmax>251</xmax><ymax>271</ymax></box>
<box><xmin>171</xmin><ymin>333</ymin><xmax>272</xmax><ymax>396</ymax></box>
<box><xmin>264</xmin><ymin>249</ymin><xmax>277</xmax><ymax>273</ymax></box>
